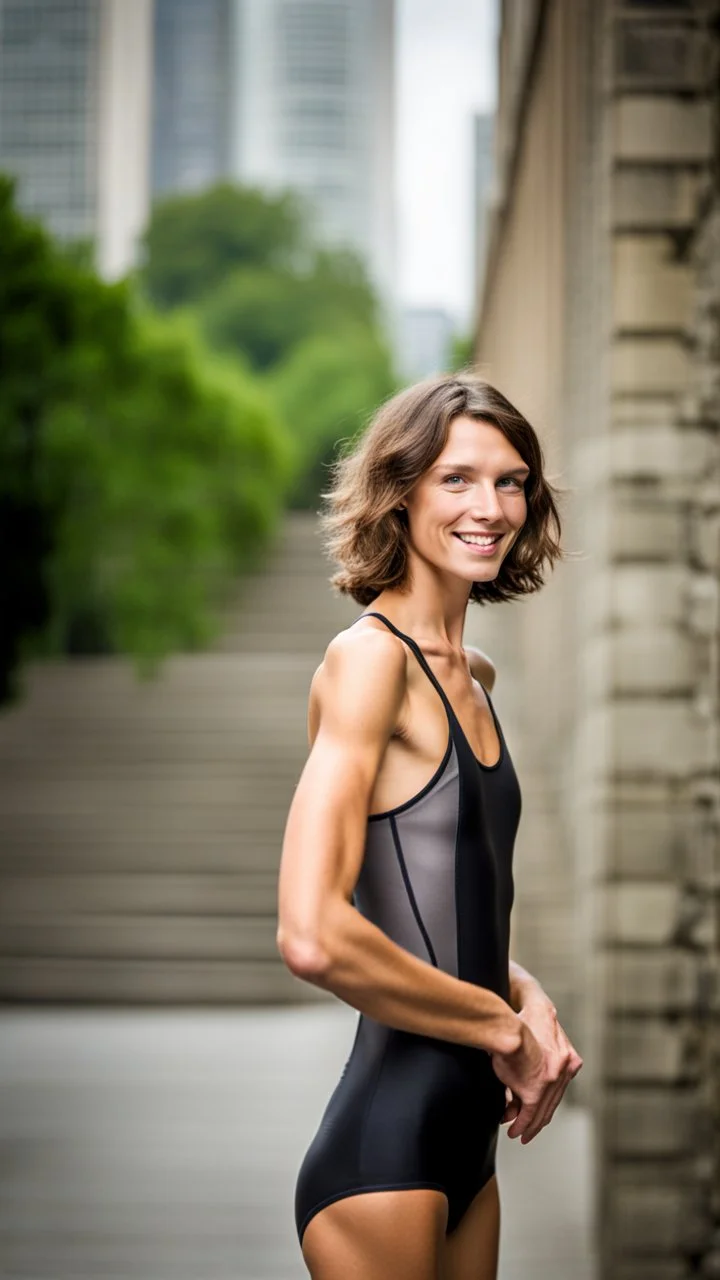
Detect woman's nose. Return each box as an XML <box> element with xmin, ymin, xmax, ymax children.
<box><xmin>468</xmin><ymin>483</ymin><xmax>503</xmax><ymax>521</ymax></box>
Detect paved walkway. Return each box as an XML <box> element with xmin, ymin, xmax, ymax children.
<box><xmin>0</xmin><ymin>1005</ymin><xmax>596</xmax><ymax>1279</ymax></box>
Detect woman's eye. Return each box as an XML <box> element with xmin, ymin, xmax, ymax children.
<box><xmin>498</xmin><ymin>477</ymin><xmax>525</xmax><ymax>490</ymax></box>
<box><xmin>444</xmin><ymin>475</ymin><xmax>465</xmax><ymax>486</ymax></box>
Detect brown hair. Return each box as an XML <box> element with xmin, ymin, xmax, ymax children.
<box><xmin>320</xmin><ymin>372</ymin><xmax>563</xmax><ymax>606</ymax></box>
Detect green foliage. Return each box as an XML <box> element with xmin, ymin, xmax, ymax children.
<box><xmin>142</xmin><ymin>184</ymin><xmax>384</xmax><ymax>369</ymax></box>
<box><xmin>198</xmin><ymin>249</ymin><xmax>382</xmax><ymax>372</ymax></box>
<box><xmin>139</xmin><ymin>179</ymin><xmax>398</xmax><ymax>516</ymax></box>
<box><xmin>39</xmin><ymin>311</ymin><xmax>293</xmax><ymax>666</ymax></box>
<box><xmin>0</xmin><ymin>175</ymin><xmax>293</xmax><ymax>703</ymax></box>
<box><xmin>140</xmin><ymin>183</ymin><xmax>307</xmax><ymax>310</ymax></box>
<box><xmin>199</xmin><ymin>267</ymin><xmax>310</xmax><ymax>370</ymax></box>
<box><xmin>270</xmin><ymin>325</ymin><xmax>398</xmax><ymax>509</ymax></box>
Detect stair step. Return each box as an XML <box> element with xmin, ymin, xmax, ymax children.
<box><xmin>0</xmin><ymin>514</ymin><xmax>361</xmax><ymax>1003</ymax></box>
<box><xmin>0</xmin><ymin>957</ymin><xmax>332</xmax><ymax>1004</ymax></box>
<box><xmin>1</xmin><ymin>873</ymin><xmax>279</xmax><ymax>914</ymax></box>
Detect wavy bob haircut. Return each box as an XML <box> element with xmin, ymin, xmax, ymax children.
<box><xmin>320</xmin><ymin>372</ymin><xmax>563</xmax><ymax>606</ymax></box>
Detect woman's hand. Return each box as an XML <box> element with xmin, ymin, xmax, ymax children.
<box><xmin>492</xmin><ymin>996</ymin><xmax>583</xmax><ymax>1144</ymax></box>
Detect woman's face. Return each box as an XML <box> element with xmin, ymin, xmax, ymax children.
<box><xmin>403</xmin><ymin>414</ymin><xmax>529</xmax><ymax>587</ymax></box>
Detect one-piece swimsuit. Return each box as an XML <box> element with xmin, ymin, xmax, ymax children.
<box><xmin>295</xmin><ymin>611</ymin><xmax>521</xmax><ymax>1243</ymax></box>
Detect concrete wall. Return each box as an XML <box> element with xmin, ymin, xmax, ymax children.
<box><xmin>476</xmin><ymin>2</ymin><xmax>720</xmax><ymax>1276</ymax></box>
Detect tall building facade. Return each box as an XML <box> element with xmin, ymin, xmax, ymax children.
<box><xmin>0</xmin><ymin>0</ymin><xmax>153</xmax><ymax>278</ymax></box>
<box><xmin>475</xmin><ymin>2</ymin><xmax>720</xmax><ymax>1277</ymax></box>
<box><xmin>396</xmin><ymin>306</ymin><xmax>454</xmax><ymax>380</ymax></box>
<box><xmin>151</xmin><ymin>0</ymin><xmax>234</xmax><ymax>198</ymax></box>
<box><xmin>472</xmin><ymin>112</ymin><xmax>495</xmax><ymax>307</ymax></box>
<box><xmin>231</xmin><ymin>0</ymin><xmax>396</xmax><ymax>304</ymax></box>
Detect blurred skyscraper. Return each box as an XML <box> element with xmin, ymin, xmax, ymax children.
<box><xmin>473</xmin><ymin>111</ymin><xmax>495</xmax><ymax>308</ymax></box>
<box><xmin>0</xmin><ymin>0</ymin><xmax>396</xmax><ymax>299</ymax></box>
<box><xmin>0</xmin><ymin>0</ymin><xmax>153</xmax><ymax>278</ymax></box>
<box><xmin>231</xmin><ymin>0</ymin><xmax>396</xmax><ymax>303</ymax></box>
<box><xmin>151</xmin><ymin>0</ymin><xmax>234</xmax><ymax>197</ymax></box>
<box><xmin>396</xmin><ymin>306</ymin><xmax>454</xmax><ymax>380</ymax></box>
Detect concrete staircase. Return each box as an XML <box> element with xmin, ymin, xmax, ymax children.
<box><xmin>0</xmin><ymin>513</ymin><xmax>358</xmax><ymax>1003</ymax></box>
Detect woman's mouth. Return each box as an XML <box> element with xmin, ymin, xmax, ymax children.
<box><xmin>452</xmin><ymin>532</ymin><xmax>504</xmax><ymax>556</ymax></box>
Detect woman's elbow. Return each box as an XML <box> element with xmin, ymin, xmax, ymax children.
<box><xmin>276</xmin><ymin>923</ymin><xmax>333</xmax><ymax>984</ymax></box>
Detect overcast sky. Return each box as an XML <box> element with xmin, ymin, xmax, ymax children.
<box><xmin>395</xmin><ymin>0</ymin><xmax>498</xmax><ymax>328</ymax></box>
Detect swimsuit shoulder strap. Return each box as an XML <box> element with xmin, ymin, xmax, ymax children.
<box><xmin>354</xmin><ymin>611</ymin><xmax>455</xmax><ymax>722</ymax></box>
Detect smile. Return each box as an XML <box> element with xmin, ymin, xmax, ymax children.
<box><xmin>453</xmin><ymin>532</ymin><xmax>503</xmax><ymax>552</ymax></box>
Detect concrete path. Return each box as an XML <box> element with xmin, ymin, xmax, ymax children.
<box><xmin>0</xmin><ymin>1005</ymin><xmax>596</xmax><ymax>1279</ymax></box>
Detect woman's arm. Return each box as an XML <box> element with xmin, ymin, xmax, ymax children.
<box><xmin>277</xmin><ymin>624</ymin><xmax>525</xmax><ymax>1058</ymax></box>
<box><xmin>509</xmin><ymin>957</ymin><xmax>554</xmax><ymax>1013</ymax></box>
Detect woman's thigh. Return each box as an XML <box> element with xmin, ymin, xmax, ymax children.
<box><xmin>301</xmin><ymin>1187</ymin><xmax>449</xmax><ymax>1280</ymax></box>
<box><xmin>442</xmin><ymin>1175</ymin><xmax>500</xmax><ymax>1280</ymax></box>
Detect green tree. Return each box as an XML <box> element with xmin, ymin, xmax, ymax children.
<box><xmin>199</xmin><ymin>249</ymin><xmax>383</xmax><ymax>372</ymax></box>
<box><xmin>140</xmin><ymin>183</ymin><xmax>308</xmax><ymax>310</ymax></box>
<box><xmin>0</xmin><ymin>176</ymin><xmax>293</xmax><ymax>703</ymax></box>
<box><xmin>39</xmin><ymin>311</ymin><xmax>293</xmax><ymax>664</ymax></box>
<box><xmin>139</xmin><ymin>180</ymin><xmax>397</xmax><ymax>509</ymax></box>
<box><xmin>199</xmin><ymin>267</ymin><xmax>310</xmax><ymax>370</ymax></box>
<box><xmin>270</xmin><ymin>325</ymin><xmax>398</xmax><ymax>509</ymax></box>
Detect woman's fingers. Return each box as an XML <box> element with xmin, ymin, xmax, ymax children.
<box><xmin>493</xmin><ymin>1024</ymin><xmax>585</xmax><ymax>1142</ymax></box>
<box><xmin>517</xmin><ymin>1077</ymin><xmax>565</xmax><ymax>1142</ymax></box>
<box><xmin>534</xmin><ymin>1050</ymin><xmax>584</xmax><ymax>1134</ymax></box>
<box><xmin>511</xmin><ymin>1047</ymin><xmax>582</xmax><ymax>1142</ymax></box>
<box><xmin>506</xmin><ymin>1076</ymin><xmax>556</xmax><ymax>1140</ymax></box>
<box><xmin>505</xmin><ymin>1096</ymin><xmax>538</xmax><ymax>1140</ymax></box>
<box><xmin>502</xmin><ymin>1088</ymin><xmax>521</xmax><ymax>1125</ymax></box>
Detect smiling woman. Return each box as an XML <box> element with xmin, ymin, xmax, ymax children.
<box><xmin>321</xmin><ymin>373</ymin><xmax>563</xmax><ymax>605</ymax></box>
<box><xmin>277</xmin><ymin>372</ymin><xmax>582</xmax><ymax>1280</ymax></box>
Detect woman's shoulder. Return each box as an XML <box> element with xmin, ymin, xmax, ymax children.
<box><xmin>464</xmin><ymin>644</ymin><xmax>497</xmax><ymax>693</ymax></box>
<box><xmin>307</xmin><ymin>618</ymin><xmax>408</xmax><ymax>740</ymax></box>
<box><xmin>318</xmin><ymin>617</ymin><xmax>408</xmax><ymax>688</ymax></box>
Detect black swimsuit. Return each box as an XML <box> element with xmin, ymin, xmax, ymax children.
<box><xmin>294</xmin><ymin>611</ymin><xmax>521</xmax><ymax>1244</ymax></box>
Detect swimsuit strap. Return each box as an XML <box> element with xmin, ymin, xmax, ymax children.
<box><xmin>356</xmin><ymin>611</ymin><xmax>457</xmax><ymax>724</ymax></box>
<box><xmin>355</xmin><ymin>612</ymin><xmax>506</xmax><ymax>775</ymax></box>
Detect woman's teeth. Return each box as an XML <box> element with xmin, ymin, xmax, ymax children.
<box><xmin>455</xmin><ymin>533</ymin><xmax>501</xmax><ymax>546</ymax></box>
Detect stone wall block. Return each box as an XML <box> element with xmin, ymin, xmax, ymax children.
<box><xmin>612</xmin><ymin>395</ymin><xmax>684</xmax><ymax>429</ymax></box>
<box><xmin>610</xmin><ymin>701</ymin><xmax>709</xmax><ymax>776</ymax></box>
<box><xmin>614</xmin><ymin>236</ymin><xmax>692</xmax><ymax>329</ymax></box>
<box><xmin>607</xmin><ymin>1019</ymin><xmax>700</xmax><ymax>1083</ymax></box>
<box><xmin>611</xmin><ymin>565</ymin><xmax>688</xmax><ymax>627</ymax></box>
<box><xmin>606</xmin><ymin>1179</ymin><xmax>708</xmax><ymax>1252</ymax></box>
<box><xmin>585</xmin><ymin>627</ymin><xmax>694</xmax><ymax>696</ymax></box>
<box><xmin>603</xmin><ymin>882</ymin><xmax>679</xmax><ymax>946</ymax></box>
<box><xmin>609</xmin><ymin>503</ymin><xmax>686</xmax><ymax>561</ymax></box>
<box><xmin>612</xmin><ymin>167</ymin><xmax>705</xmax><ymax>230</ymax></box>
<box><xmin>613</xmin><ymin>338</ymin><xmax>690</xmax><ymax>393</ymax></box>
<box><xmin>614</xmin><ymin>97</ymin><xmax>713</xmax><ymax>163</ymax></box>
<box><xmin>608</xmin><ymin>796</ymin><xmax>683</xmax><ymax>878</ymax></box>
<box><xmin>603</xmin><ymin>947</ymin><xmax>701</xmax><ymax>1013</ymax></box>
<box><xmin>688</xmin><ymin>572</ymin><xmax>720</xmax><ymax>638</ymax></box>
<box><xmin>609</xmin><ymin>426</ymin><xmax>710</xmax><ymax>482</ymax></box>
<box><xmin>606</xmin><ymin>1086</ymin><xmax>706</xmax><ymax>1156</ymax></box>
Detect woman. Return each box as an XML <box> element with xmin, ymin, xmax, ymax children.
<box><xmin>276</xmin><ymin>373</ymin><xmax>583</xmax><ymax>1280</ymax></box>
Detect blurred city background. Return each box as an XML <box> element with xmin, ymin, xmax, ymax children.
<box><xmin>0</xmin><ymin>1</ymin><xmax>718</xmax><ymax>1278</ymax></box>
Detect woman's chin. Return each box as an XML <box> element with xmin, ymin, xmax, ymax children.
<box><xmin>452</xmin><ymin>563</ymin><xmax>500</xmax><ymax>586</ymax></box>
